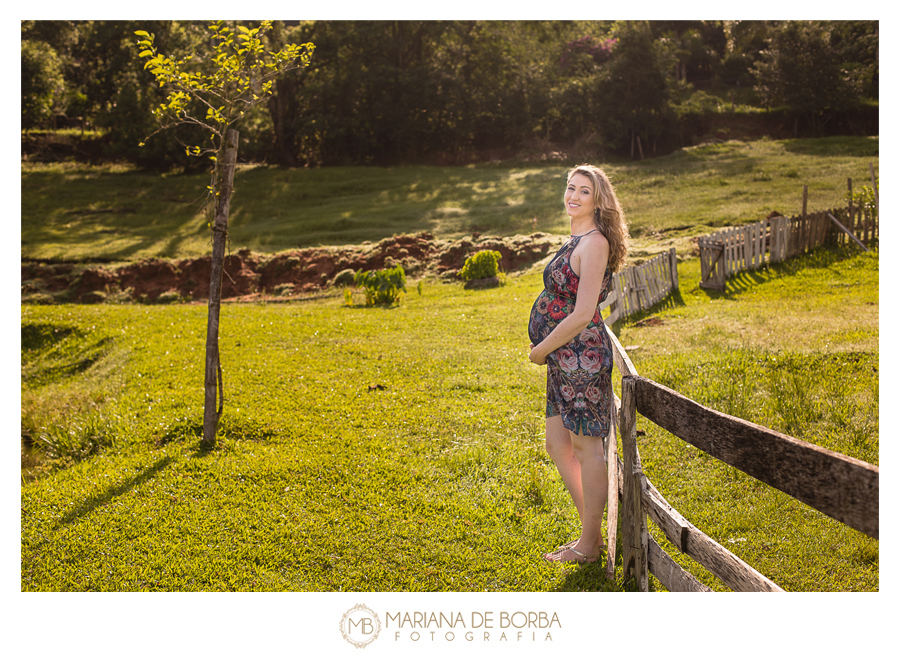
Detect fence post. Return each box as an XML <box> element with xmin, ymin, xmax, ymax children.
<box><xmin>869</xmin><ymin>162</ymin><xmax>879</xmax><ymax>218</ymax></box>
<box><xmin>847</xmin><ymin>178</ymin><xmax>853</xmax><ymax>239</ymax></box>
<box><xmin>802</xmin><ymin>185</ymin><xmax>808</xmax><ymax>219</ymax></box>
<box><xmin>605</xmin><ymin>411</ymin><xmax>619</xmax><ymax>581</ymax></box>
<box><xmin>620</xmin><ymin>376</ymin><xmax>649</xmax><ymax>591</ymax></box>
<box><xmin>668</xmin><ymin>247</ymin><xmax>678</xmax><ymax>291</ymax></box>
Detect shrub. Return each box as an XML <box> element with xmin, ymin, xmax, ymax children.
<box><xmin>353</xmin><ymin>265</ymin><xmax>407</xmax><ymax>306</ymax></box>
<box><xmin>847</xmin><ymin>180</ymin><xmax>878</xmax><ymax>219</ymax></box>
<box><xmin>274</xmin><ymin>283</ymin><xmax>295</xmax><ymax>297</ymax></box>
<box><xmin>82</xmin><ymin>290</ymin><xmax>107</xmax><ymax>304</ymax></box>
<box><xmin>460</xmin><ymin>250</ymin><xmax>502</xmax><ymax>282</ymax></box>
<box><xmin>155</xmin><ymin>290</ymin><xmax>183</xmax><ymax>304</ymax></box>
<box><xmin>332</xmin><ymin>268</ymin><xmax>356</xmax><ymax>287</ymax></box>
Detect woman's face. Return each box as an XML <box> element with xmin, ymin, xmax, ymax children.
<box><xmin>564</xmin><ymin>173</ymin><xmax>596</xmax><ymax>223</ymax></box>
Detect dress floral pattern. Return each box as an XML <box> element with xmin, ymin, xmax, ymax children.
<box><xmin>528</xmin><ymin>231</ymin><xmax>614</xmax><ymax>437</ymax></box>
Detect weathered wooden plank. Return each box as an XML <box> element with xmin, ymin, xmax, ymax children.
<box><xmin>771</xmin><ymin>216</ymin><xmax>784</xmax><ymax>263</ymax></box>
<box><xmin>602</xmin><ymin>289</ymin><xmax>621</xmax><ymax>326</ymax></box>
<box><xmin>869</xmin><ymin>162</ymin><xmax>879</xmax><ymax>218</ymax></box>
<box><xmin>668</xmin><ymin>248</ymin><xmax>679</xmax><ymax>290</ymax></box>
<box><xmin>604</xmin><ymin>323</ymin><xmax>637</xmax><ymax>378</ymax></box>
<box><xmin>649</xmin><ymin>258</ymin><xmax>662</xmax><ymax>303</ymax></box>
<box><xmin>642</xmin><ymin>474</ymin><xmax>783</xmax><ymax>592</ymax></box>
<box><xmin>605</xmin><ymin>409</ymin><xmax>619</xmax><ymax>581</ymax></box>
<box><xmin>620</xmin><ymin>377</ymin><xmax>649</xmax><ymax>591</ymax></box>
<box><xmin>743</xmin><ymin>225</ymin><xmax>751</xmax><ymax>270</ymax></box>
<box><xmin>648</xmin><ymin>536</ymin><xmax>713</xmax><ymax>592</ymax></box>
<box><xmin>638</xmin><ymin>267</ymin><xmax>653</xmax><ymax>309</ymax></box>
<box><xmin>626</xmin><ymin>268</ymin><xmax>639</xmax><ymax>313</ymax></box>
<box><xmin>769</xmin><ymin>218</ymin><xmax>779</xmax><ymax>263</ymax></box>
<box><xmin>758</xmin><ymin>220</ymin><xmax>767</xmax><ymax>267</ymax></box>
<box><xmin>631</xmin><ymin>376</ymin><xmax>879</xmax><ymax>538</ymax></box>
<box><xmin>847</xmin><ymin>178</ymin><xmax>854</xmax><ymax>236</ymax></box>
<box><xmin>827</xmin><ymin>212</ymin><xmax>869</xmax><ymax>252</ymax></box>
<box><xmin>723</xmin><ymin>229</ymin><xmax>734</xmax><ymax>276</ymax></box>
<box><xmin>614</xmin><ymin>458</ymin><xmax>780</xmax><ymax>592</ymax></box>
<box><xmin>647</xmin><ymin>259</ymin><xmax>659</xmax><ymax>304</ymax></box>
<box><xmin>699</xmin><ymin>243</ymin><xmax>725</xmax><ymax>290</ymax></box>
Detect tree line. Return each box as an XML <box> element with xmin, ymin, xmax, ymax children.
<box><xmin>21</xmin><ymin>20</ymin><xmax>878</xmax><ymax>169</ymax></box>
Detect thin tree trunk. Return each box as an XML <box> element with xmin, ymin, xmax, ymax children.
<box><xmin>203</xmin><ymin>128</ymin><xmax>239</xmax><ymax>448</ymax></box>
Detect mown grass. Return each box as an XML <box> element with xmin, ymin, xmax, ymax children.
<box><xmin>21</xmin><ymin>136</ymin><xmax>878</xmax><ymax>262</ymax></box>
<box><xmin>21</xmin><ymin>244</ymin><xmax>878</xmax><ymax>592</ymax></box>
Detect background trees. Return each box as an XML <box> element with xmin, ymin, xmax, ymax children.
<box><xmin>21</xmin><ymin>19</ymin><xmax>878</xmax><ymax>169</ymax></box>
<box><xmin>752</xmin><ymin>22</ymin><xmax>864</xmax><ymax>135</ymax></box>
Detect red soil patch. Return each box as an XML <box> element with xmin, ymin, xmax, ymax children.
<box><xmin>22</xmin><ymin>232</ymin><xmax>562</xmax><ymax>303</ymax></box>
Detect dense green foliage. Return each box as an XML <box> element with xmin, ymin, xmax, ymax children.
<box><xmin>21</xmin><ymin>40</ymin><xmax>66</xmax><ymax>131</ymax></box>
<box><xmin>353</xmin><ymin>265</ymin><xmax>407</xmax><ymax>306</ymax></box>
<box><xmin>460</xmin><ymin>251</ymin><xmax>502</xmax><ymax>282</ymax></box>
<box><xmin>21</xmin><ymin>244</ymin><xmax>878</xmax><ymax>591</ymax></box>
<box><xmin>752</xmin><ymin>22</ymin><xmax>872</xmax><ymax>136</ymax></box>
<box><xmin>21</xmin><ymin>19</ymin><xmax>878</xmax><ymax>168</ymax></box>
<box><xmin>20</xmin><ymin>136</ymin><xmax>879</xmax><ymax>262</ymax></box>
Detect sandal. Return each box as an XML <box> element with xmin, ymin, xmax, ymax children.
<box><xmin>543</xmin><ymin>546</ymin><xmax>600</xmax><ymax>564</ymax></box>
<box><xmin>540</xmin><ymin>539</ymin><xmax>575</xmax><ymax>561</ymax></box>
<box><xmin>543</xmin><ymin>538</ymin><xmax>607</xmax><ymax>561</ymax></box>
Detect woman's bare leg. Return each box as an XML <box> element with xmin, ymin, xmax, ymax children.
<box><xmin>544</xmin><ymin>418</ymin><xmax>607</xmax><ymax>558</ymax></box>
<box><xmin>568</xmin><ymin>430</ymin><xmax>608</xmax><ymax>559</ymax></box>
<box><xmin>545</xmin><ymin>415</ymin><xmax>583</xmax><ymax>519</ymax></box>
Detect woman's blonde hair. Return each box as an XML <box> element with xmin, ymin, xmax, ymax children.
<box><xmin>567</xmin><ymin>164</ymin><xmax>629</xmax><ymax>272</ymax></box>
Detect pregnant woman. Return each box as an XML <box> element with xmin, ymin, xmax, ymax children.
<box><xmin>528</xmin><ymin>164</ymin><xmax>629</xmax><ymax>564</ymax></box>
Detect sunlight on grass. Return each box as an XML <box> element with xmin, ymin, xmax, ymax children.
<box><xmin>21</xmin><ymin>243</ymin><xmax>878</xmax><ymax>592</ymax></box>
<box><xmin>21</xmin><ymin>137</ymin><xmax>878</xmax><ymax>261</ymax></box>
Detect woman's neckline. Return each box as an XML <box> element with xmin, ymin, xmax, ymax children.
<box><xmin>569</xmin><ymin>228</ymin><xmax>598</xmax><ymax>239</ymax></box>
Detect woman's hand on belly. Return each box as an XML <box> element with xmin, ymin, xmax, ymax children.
<box><xmin>528</xmin><ymin>343</ymin><xmax>548</xmax><ymax>366</ymax></box>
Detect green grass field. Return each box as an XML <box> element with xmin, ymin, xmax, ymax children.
<box><xmin>21</xmin><ymin>243</ymin><xmax>878</xmax><ymax>592</ymax></box>
<box><xmin>20</xmin><ymin>135</ymin><xmax>879</xmax><ymax>591</ymax></box>
<box><xmin>21</xmin><ymin>136</ymin><xmax>878</xmax><ymax>262</ymax></box>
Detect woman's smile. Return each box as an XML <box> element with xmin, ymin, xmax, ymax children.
<box><xmin>564</xmin><ymin>173</ymin><xmax>596</xmax><ymax>223</ymax></box>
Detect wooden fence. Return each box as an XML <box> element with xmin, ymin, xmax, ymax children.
<box><xmin>699</xmin><ymin>178</ymin><xmax>879</xmax><ymax>291</ymax></box>
<box><xmin>600</xmin><ymin>247</ymin><xmax>678</xmax><ymax>326</ymax></box>
<box><xmin>600</xmin><ymin>324</ymin><xmax>879</xmax><ymax>592</ymax></box>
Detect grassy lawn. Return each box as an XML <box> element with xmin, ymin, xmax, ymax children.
<box><xmin>20</xmin><ymin>244</ymin><xmax>878</xmax><ymax>592</ymax></box>
<box><xmin>21</xmin><ymin>136</ymin><xmax>878</xmax><ymax>262</ymax></box>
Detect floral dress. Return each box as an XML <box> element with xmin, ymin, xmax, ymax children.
<box><xmin>528</xmin><ymin>230</ymin><xmax>614</xmax><ymax>437</ymax></box>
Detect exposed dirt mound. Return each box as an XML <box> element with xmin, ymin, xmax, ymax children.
<box><xmin>22</xmin><ymin>232</ymin><xmax>562</xmax><ymax>304</ymax></box>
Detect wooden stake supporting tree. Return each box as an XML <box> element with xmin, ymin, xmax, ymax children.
<box><xmin>135</xmin><ymin>21</ymin><xmax>314</xmax><ymax>448</ymax></box>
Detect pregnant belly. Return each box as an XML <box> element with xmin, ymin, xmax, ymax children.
<box><xmin>528</xmin><ymin>292</ymin><xmax>573</xmax><ymax>345</ymax></box>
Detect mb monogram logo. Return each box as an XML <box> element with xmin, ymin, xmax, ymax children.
<box><xmin>340</xmin><ymin>604</ymin><xmax>382</xmax><ymax>648</ymax></box>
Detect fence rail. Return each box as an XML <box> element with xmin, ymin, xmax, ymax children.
<box><xmin>602</xmin><ymin>323</ymin><xmax>879</xmax><ymax>592</ymax></box>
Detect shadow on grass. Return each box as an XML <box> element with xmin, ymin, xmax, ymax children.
<box><xmin>696</xmin><ymin>244</ymin><xmax>874</xmax><ymax>301</ymax></box>
<box><xmin>781</xmin><ymin>136</ymin><xmax>879</xmax><ymax>158</ymax></box>
<box><xmin>551</xmin><ymin>561</ymin><xmax>632</xmax><ymax>592</ymax></box>
<box><xmin>610</xmin><ymin>287</ymin><xmax>688</xmax><ymax>335</ymax></box>
<box><xmin>547</xmin><ymin>533</ymin><xmax>636</xmax><ymax>592</ymax></box>
<box><xmin>55</xmin><ymin>455</ymin><xmax>173</xmax><ymax>528</ymax></box>
<box><xmin>21</xmin><ymin>323</ymin><xmax>78</xmax><ymax>351</ymax></box>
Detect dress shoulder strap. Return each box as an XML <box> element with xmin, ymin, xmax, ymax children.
<box><xmin>568</xmin><ymin>228</ymin><xmax>598</xmax><ymax>246</ymax></box>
